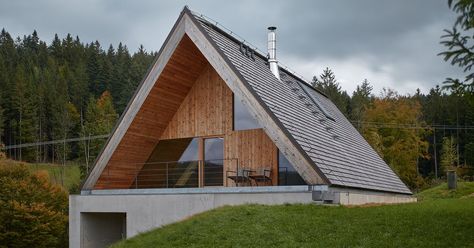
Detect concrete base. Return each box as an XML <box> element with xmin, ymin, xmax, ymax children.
<box><xmin>69</xmin><ymin>186</ymin><xmax>416</xmax><ymax>248</ymax></box>
<box><xmin>81</xmin><ymin>213</ymin><xmax>126</xmax><ymax>248</ymax></box>
<box><xmin>331</xmin><ymin>187</ymin><xmax>417</xmax><ymax>205</ymax></box>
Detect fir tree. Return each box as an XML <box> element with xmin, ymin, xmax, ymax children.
<box><xmin>350</xmin><ymin>79</ymin><xmax>373</xmax><ymax>129</ymax></box>
<box><xmin>312</xmin><ymin>67</ymin><xmax>350</xmax><ymax>116</ymax></box>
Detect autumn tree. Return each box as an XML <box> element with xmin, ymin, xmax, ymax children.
<box><xmin>0</xmin><ymin>163</ymin><xmax>68</xmax><ymax>247</ymax></box>
<box><xmin>362</xmin><ymin>89</ymin><xmax>429</xmax><ymax>189</ymax></box>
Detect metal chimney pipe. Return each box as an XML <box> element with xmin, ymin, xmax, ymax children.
<box><xmin>267</xmin><ymin>26</ymin><xmax>280</xmax><ymax>80</ymax></box>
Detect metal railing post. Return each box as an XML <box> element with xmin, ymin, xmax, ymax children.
<box><xmin>135</xmin><ymin>163</ymin><xmax>138</xmax><ymax>189</ymax></box>
<box><xmin>166</xmin><ymin>162</ymin><xmax>169</xmax><ymax>188</ymax></box>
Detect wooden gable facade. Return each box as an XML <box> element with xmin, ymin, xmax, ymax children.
<box><xmin>92</xmin><ymin>35</ymin><xmax>278</xmax><ymax>189</ymax></box>
<box><xmin>83</xmin><ymin>8</ymin><xmax>327</xmax><ymax>190</ymax></box>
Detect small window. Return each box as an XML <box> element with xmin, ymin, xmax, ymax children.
<box><xmin>233</xmin><ymin>94</ymin><xmax>261</xmax><ymax>130</ymax></box>
<box><xmin>278</xmin><ymin>151</ymin><xmax>306</xmax><ymax>185</ymax></box>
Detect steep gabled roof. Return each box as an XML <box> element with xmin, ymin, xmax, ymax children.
<box><xmin>83</xmin><ymin>7</ymin><xmax>411</xmax><ymax>194</ymax></box>
<box><xmin>190</xmin><ymin>10</ymin><xmax>411</xmax><ymax>194</ymax></box>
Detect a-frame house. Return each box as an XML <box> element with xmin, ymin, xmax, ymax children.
<box><xmin>71</xmin><ymin>7</ymin><xmax>415</xmax><ymax>248</ymax></box>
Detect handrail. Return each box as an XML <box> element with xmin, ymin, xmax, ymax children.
<box><xmin>102</xmin><ymin>158</ymin><xmax>240</xmax><ymax>189</ymax></box>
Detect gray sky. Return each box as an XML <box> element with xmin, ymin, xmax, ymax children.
<box><xmin>0</xmin><ymin>0</ymin><xmax>464</xmax><ymax>95</ymax></box>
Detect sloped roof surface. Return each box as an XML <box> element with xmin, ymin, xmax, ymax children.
<box><xmin>192</xmin><ymin>13</ymin><xmax>411</xmax><ymax>194</ymax></box>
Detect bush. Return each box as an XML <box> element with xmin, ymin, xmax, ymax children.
<box><xmin>0</xmin><ymin>144</ymin><xmax>5</xmax><ymax>160</ymax></box>
<box><xmin>0</xmin><ymin>163</ymin><xmax>68</xmax><ymax>248</ymax></box>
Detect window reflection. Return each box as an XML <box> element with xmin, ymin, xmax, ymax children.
<box><xmin>233</xmin><ymin>94</ymin><xmax>261</xmax><ymax>131</ymax></box>
<box><xmin>135</xmin><ymin>138</ymin><xmax>200</xmax><ymax>188</ymax></box>
<box><xmin>278</xmin><ymin>151</ymin><xmax>306</xmax><ymax>185</ymax></box>
<box><xmin>204</xmin><ymin>138</ymin><xmax>224</xmax><ymax>186</ymax></box>
<box><xmin>147</xmin><ymin>138</ymin><xmax>199</xmax><ymax>162</ymax></box>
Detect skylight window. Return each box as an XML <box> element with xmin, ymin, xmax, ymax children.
<box><xmin>298</xmin><ymin>82</ymin><xmax>336</xmax><ymax>122</ymax></box>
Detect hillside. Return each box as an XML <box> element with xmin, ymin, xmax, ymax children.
<box><xmin>112</xmin><ymin>183</ymin><xmax>474</xmax><ymax>248</ymax></box>
<box><xmin>0</xmin><ymin>159</ymin><xmax>81</xmax><ymax>191</ymax></box>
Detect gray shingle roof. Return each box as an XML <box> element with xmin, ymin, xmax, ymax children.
<box><xmin>191</xmin><ymin>13</ymin><xmax>412</xmax><ymax>194</ymax></box>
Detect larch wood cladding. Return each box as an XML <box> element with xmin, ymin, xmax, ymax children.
<box><xmin>224</xmin><ymin>129</ymin><xmax>278</xmax><ymax>186</ymax></box>
<box><xmin>160</xmin><ymin>64</ymin><xmax>233</xmax><ymax>139</ymax></box>
<box><xmin>95</xmin><ymin>35</ymin><xmax>278</xmax><ymax>189</ymax></box>
<box><xmin>94</xmin><ymin>35</ymin><xmax>207</xmax><ymax>189</ymax></box>
<box><xmin>158</xmin><ymin>63</ymin><xmax>278</xmax><ymax>186</ymax></box>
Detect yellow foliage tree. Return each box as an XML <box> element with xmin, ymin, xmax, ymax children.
<box><xmin>0</xmin><ymin>163</ymin><xmax>68</xmax><ymax>247</ymax></box>
<box><xmin>362</xmin><ymin>89</ymin><xmax>429</xmax><ymax>189</ymax></box>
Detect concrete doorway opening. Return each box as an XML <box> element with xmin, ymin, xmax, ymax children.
<box><xmin>81</xmin><ymin>212</ymin><xmax>126</xmax><ymax>248</ymax></box>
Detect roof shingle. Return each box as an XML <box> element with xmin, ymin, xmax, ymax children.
<box><xmin>193</xmin><ymin>14</ymin><xmax>412</xmax><ymax>194</ymax></box>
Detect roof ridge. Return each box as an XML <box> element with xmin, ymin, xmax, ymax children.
<box><xmin>189</xmin><ymin>9</ymin><xmax>329</xmax><ymax>98</ymax></box>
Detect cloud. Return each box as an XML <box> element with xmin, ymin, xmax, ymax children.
<box><xmin>0</xmin><ymin>0</ymin><xmax>465</xmax><ymax>94</ymax></box>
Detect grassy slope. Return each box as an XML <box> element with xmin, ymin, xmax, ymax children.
<box><xmin>112</xmin><ymin>182</ymin><xmax>474</xmax><ymax>248</ymax></box>
<box><xmin>0</xmin><ymin>159</ymin><xmax>81</xmax><ymax>190</ymax></box>
<box><xmin>418</xmin><ymin>182</ymin><xmax>474</xmax><ymax>200</ymax></box>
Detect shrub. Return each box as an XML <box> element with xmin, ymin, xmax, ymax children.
<box><xmin>0</xmin><ymin>163</ymin><xmax>68</xmax><ymax>248</ymax></box>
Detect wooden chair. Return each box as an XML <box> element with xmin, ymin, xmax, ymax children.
<box><xmin>226</xmin><ymin>167</ymin><xmax>251</xmax><ymax>186</ymax></box>
<box><xmin>249</xmin><ymin>167</ymin><xmax>272</xmax><ymax>186</ymax></box>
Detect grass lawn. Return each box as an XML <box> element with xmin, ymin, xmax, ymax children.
<box><xmin>0</xmin><ymin>159</ymin><xmax>81</xmax><ymax>190</ymax></box>
<box><xmin>112</xmin><ymin>182</ymin><xmax>474</xmax><ymax>248</ymax></box>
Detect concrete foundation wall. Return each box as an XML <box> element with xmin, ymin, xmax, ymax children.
<box><xmin>69</xmin><ymin>189</ymin><xmax>314</xmax><ymax>248</ymax></box>
<box><xmin>331</xmin><ymin>187</ymin><xmax>417</xmax><ymax>205</ymax></box>
<box><xmin>69</xmin><ymin>186</ymin><xmax>416</xmax><ymax>248</ymax></box>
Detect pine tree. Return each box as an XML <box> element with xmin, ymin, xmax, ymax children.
<box><xmin>350</xmin><ymin>79</ymin><xmax>373</xmax><ymax>129</ymax></box>
<box><xmin>441</xmin><ymin>136</ymin><xmax>458</xmax><ymax>175</ymax></box>
<box><xmin>49</xmin><ymin>34</ymin><xmax>63</xmax><ymax>62</ymax></box>
<box><xmin>11</xmin><ymin>65</ymin><xmax>38</xmax><ymax>161</ymax></box>
<box><xmin>312</xmin><ymin>67</ymin><xmax>350</xmax><ymax>116</ymax></box>
<box><xmin>112</xmin><ymin>43</ymin><xmax>132</xmax><ymax>112</ymax></box>
<box><xmin>0</xmin><ymin>105</ymin><xmax>4</xmax><ymax>142</ymax></box>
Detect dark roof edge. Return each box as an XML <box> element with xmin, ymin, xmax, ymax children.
<box><xmin>81</xmin><ymin>7</ymin><xmax>188</xmax><ymax>189</ymax></box>
<box><xmin>185</xmin><ymin>7</ymin><xmax>331</xmax><ymax>185</ymax></box>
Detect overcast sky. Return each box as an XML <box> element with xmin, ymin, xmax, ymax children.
<box><xmin>0</xmin><ymin>0</ymin><xmax>464</xmax><ymax>95</ymax></box>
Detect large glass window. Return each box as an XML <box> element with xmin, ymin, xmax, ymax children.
<box><xmin>278</xmin><ymin>151</ymin><xmax>306</xmax><ymax>185</ymax></box>
<box><xmin>204</xmin><ymin>138</ymin><xmax>224</xmax><ymax>186</ymax></box>
<box><xmin>233</xmin><ymin>94</ymin><xmax>261</xmax><ymax>130</ymax></box>
<box><xmin>136</xmin><ymin>138</ymin><xmax>200</xmax><ymax>188</ymax></box>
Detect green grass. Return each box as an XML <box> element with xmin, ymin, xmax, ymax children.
<box><xmin>112</xmin><ymin>182</ymin><xmax>474</xmax><ymax>248</ymax></box>
<box><xmin>417</xmin><ymin>182</ymin><xmax>474</xmax><ymax>200</ymax></box>
<box><xmin>0</xmin><ymin>159</ymin><xmax>81</xmax><ymax>190</ymax></box>
<box><xmin>27</xmin><ymin>162</ymin><xmax>81</xmax><ymax>190</ymax></box>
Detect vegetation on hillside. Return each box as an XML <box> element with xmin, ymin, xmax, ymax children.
<box><xmin>0</xmin><ymin>160</ymin><xmax>68</xmax><ymax>247</ymax></box>
<box><xmin>111</xmin><ymin>182</ymin><xmax>474</xmax><ymax>248</ymax></box>
<box><xmin>418</xmin><ymin>181</ymin><xmax>474</xmax><ymax>200</ymax></box>
<box><xmin>0</xmin><ymin>30</ymin><xmax>154</xmax><ymax>168</ymax></box>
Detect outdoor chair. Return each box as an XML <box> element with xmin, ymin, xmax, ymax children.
<box><xmin>249</xmin><ymin>167</ymin><xmax>272</xmax><ymax>186</ymax></box>
<box><xmin>226</xmin><ymin>167</ymin><xmax>251</xmax><ymax>186</ymax></box>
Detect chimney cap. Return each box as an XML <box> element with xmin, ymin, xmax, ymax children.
<box><xmin>268</xmin><ymin>26</ymin><xmax>277</xmax><ymax>31</ymax></box>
